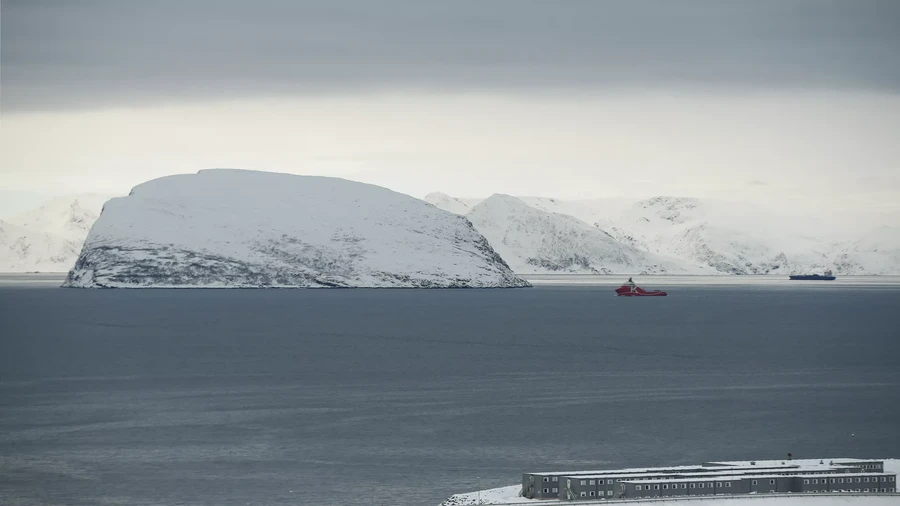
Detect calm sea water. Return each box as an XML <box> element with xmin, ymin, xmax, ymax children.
<box><xmin>1</xmin><ymin>275</ymin><xmax>899</xmax><ymax>506</ymax></box>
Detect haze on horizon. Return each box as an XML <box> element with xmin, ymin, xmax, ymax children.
<box><xmin>1</xmin><ymin>0</ymin><xmax>899</xmax><ymax>226</ymax></box>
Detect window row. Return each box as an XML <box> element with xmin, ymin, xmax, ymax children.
<box><xmin>634</xmin><ymin>482</ymin><xmax>733</xmax><ymax>491</ymax></box>
<box><xmin>803</xmin><ymin>477</ymin><xmax>891</xmax><ymax>485</ymax></box>
<box><xmin>578</xmin><ymin>479</ymin><xmax>617</xmax><ymax>485</ymax></box>
<box><xmin>579</xmin><ymin>490</ymin><xmax>616</xmax><ymax>497</ymax></box>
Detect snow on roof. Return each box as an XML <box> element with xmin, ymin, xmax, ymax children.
<box><xmin>565</xmin><ymin>466</ymin><xmax>805</xmax><ymax>480</ymax></box>
<box><xmin>527</xmin><ymin>465</ymin><xmax>705</xmax><ymax>477</ymax></box>
<box><xmin>621</xmin><ymin>472</ymin><xmax>892</xmax><ymax>484</ymax></box>
<box><xmin>704</xmin><ymin>458</ymin><xmax>877</xmax><ymax>467</ymax></box>
<box><xmin>529</xmin><ymin>458</ymin><xmax>884</xmax><ymax>479</ymax></box>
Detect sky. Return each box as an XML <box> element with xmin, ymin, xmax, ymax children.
<box><xmin>2</xmin><ymin>0</ymin><xmax>899</xmax><ymax>223</ymax></box>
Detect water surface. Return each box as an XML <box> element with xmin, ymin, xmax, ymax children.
<box><xmin>1</xmin><ymin>276</ymin><xmax>898</xmax><ymax>505</ymax></box>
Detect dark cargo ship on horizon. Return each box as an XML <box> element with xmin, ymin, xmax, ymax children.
<box><xmin>789</xmin><ymin>269</ymin><xmax>836</xmax><ymax>280</ymax></box>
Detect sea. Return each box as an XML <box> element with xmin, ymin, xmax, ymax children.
<box><xmin>1</xmin><ymin>274</ymin><xmax>899</xmax><ymax>506</ymax></box>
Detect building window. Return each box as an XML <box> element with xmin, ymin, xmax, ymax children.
<box><xmin>663</xmin><ymin>484</ymin><xmax>668</xmax><ymax>490</ymax></box>
<box><xmin>542</xmin><ymin>488</ymin><xmax>549</xmax><ymax>494</ymax></box>
<box><xmin>608</xmin><ymin>480</ymin><xmax>613</xmax><ymax>484</ymax></box>
<box><xmin>839</xmin><ymin>478</ymin><xmax>844</xmax><ymax>483</ymax></box>
<box><xmin>552</xmin><ymin>488</ymin><xmax>558</xmax><ymax>493</ymax></box>
<box><xmin>635</xmin><ymin>485</ymin><xmax>641</xmax><ymax>491</ymax></box>
<box><xmin>726</xmin><ymin>482</ymin><xmax>731</xmax><ymax>488</ymax></box>
<box><xmin>608</xmin><ymin>490</ymin><xmax>614</xmax><ymax>496</ymax></box>
<box><xmin>812</xmin><ymin>479</ymin><xmax>817</xmax><ymax>484</ymax></box>
<box><xmin>589</xmin><ymin>480</ymin><xmax>595</xmax><ymax>485</ymax></box>
<box><xmin>864</xmin><ymin>489</ymin><xmax>869</xmax><ymax>492</ymax></box>
<box><xmin>865</xmin><ymin>478</ymin><xmax>870</xmax><ymax>482</ymax></box>
<box><xmin>552</xmin><ymin>477</ymin><xmax>558</xmax><ymax>482</ymax></box>
<box><xmin>804</xmin><ymin>480</ymin><xmax>809</xmax><ymax>484</ymax></box>
<box><xmin>654</xmin><ymin>485</ymin><xmax>659</xmax><ymax>490</ymax></box>
<box><xmin>543</xmin><ymin>477</ymin><xmax>549</xmax><ymax>482</ymax></box>
<box><xmin>690</xmin><ymin>483</ymin><xmax>696</xmax><ymax>488</ymax></box>
<box><xmin>752</xmin><ymin>480</ymin><xmax>758</xmax><ymax>485</ymax></box>
<box><xmin>857</xmin><ymin>478</ymin><xmax>861</xmax><ymax>483</ymax></box>
<box><xmin>882</xmin><ymin>477</ymin><xmax>887</xmax><ymax>482</ymax></box>
<box><xmin>589</xmin><ymin>491</ymin><xmax>595</xmax><ymax>497</ymax></box>
<box><xmin>770</xmin><ymin>480</ymin><xmax>776</xmax><ymax>485</ymax></box>
<box><xmin>580</xmin><ymin>491</ymin><xmax>586</xmax><ymax>497</ymax></box>
<box><xmin>580</xmin><ymin>480</ymin><xmax>586</xmax><ymax>486</ymax></box>
<box><xmin>830</xmin><ymin>479</ymin><xmax>835</xmax><ymax>483</ymax></box>
<box><xmin>699</xmin><ymin>483</ymin><xmax>704</xmax><ymax>488</ymax></box>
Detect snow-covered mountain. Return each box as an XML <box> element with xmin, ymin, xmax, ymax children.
<box><xmin>64</xmin><ymin>170</ymin><xmax>528</xmax><ymax>288</ymax></box>
<box><xmin>424</xmin><ymin>192</ymin><xmax>482</xmax><ymax>215</ymax></box>
<box><xmin>425</xmin><ymin>192</ymin><xmax>900</xmax><ymax>275</ymax></box>
<box><xmin>1</xmin><ymin>194</ymin><xmax>113</xmax><ymax>272</ymax></box>
<box><xmin>830</xmin><ymin>226</ymin><xmax>900</xmax><ymax>275</ymax></box>
<box><xmin>466</xmin><ymin>194</ymin><xmax>711</xmax><ymax>274</ymax></box>
<box><xmin>602</xmin><ymin>196</ymin><xmax>877</xmax><ymax>275</ymax></box>
<box><xmin>601</xmin><ymin>197</ymin><xmax>789</xmax><ymax>275</ymax></box>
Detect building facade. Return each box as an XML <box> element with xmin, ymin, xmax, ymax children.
<box><xmin>521</xmin><ymin>458</ymin><xmax>896</xmax><ymax>501</ymax></box>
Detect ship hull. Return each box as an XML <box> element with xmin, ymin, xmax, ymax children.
<box><xmin>615</xmin><ymin>285</ymin><xmax>667</xmax><ymax>296</ymax></box>
<box><xmin>789</xmin><ymin>275</ymin><xmax>836</xmax><ymax>280</ymax></box>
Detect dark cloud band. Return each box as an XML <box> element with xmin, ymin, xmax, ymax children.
<box><xmin>3</xmin><ymin>0</ymin><xmax>899</xmax><ymax>111</ymax></box>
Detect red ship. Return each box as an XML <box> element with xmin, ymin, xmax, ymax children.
<box><xmin>615</xmin><ymin>285</ymin><xmax>667</xmax><ymax>297</ymax></box>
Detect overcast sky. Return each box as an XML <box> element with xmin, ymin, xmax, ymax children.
<box><xmin>2</xmin><ymin>0</ymin><xmax>899</xmax><ymax>222</ymax></box>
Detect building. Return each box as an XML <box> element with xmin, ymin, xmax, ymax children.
<box><xmin>521</xmin><ymin>458</ymin><xmax>895</xmax><ymax>501</ymax></box>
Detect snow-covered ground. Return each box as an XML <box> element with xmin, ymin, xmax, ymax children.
<box><xmin>442</xmin><ymin>493</ymin><xmax>897</xmax><ymax>506</ymax></box>
<box><xmin>440</xmin><ymin>459</ymin><xmax>900</xmax><ymax>505</ymax></box>
<box><xmin>0</xmin><ymin>194</ymin><xmax>114</xmax><ymax>272</ymax></box>
<box><xmin>64</xmin><ymin>170</ymin><xmax>528</xmax><ymax>288</ymax></box>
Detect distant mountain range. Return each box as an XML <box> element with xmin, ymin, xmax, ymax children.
<box><xmin>426</xmin><ymin>192</ymin><xmax>900</xmax><ymax>275</ymax></box>
<box><xmin>2</xmin><ymin>187</ymin><xmax>897</xmax><ymax>276</ymax></box>
<box><xmin>1</xmin><ymin>194</ymin><xmax>114</xmax><ymax>272</ymax></box>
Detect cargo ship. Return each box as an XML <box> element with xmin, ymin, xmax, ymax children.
<box><xmin>789</xmin><ymin>269</ymin><xmax>835</xmax><ymax>281</ymax></box>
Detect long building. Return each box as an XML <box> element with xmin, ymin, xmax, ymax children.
<box><xmin>522</xmin><ymin>457</ymin><xmax>895</xmax><ymax>501</ymax></box>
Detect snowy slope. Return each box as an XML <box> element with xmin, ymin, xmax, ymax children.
<box><xmin>466</xmin><ymin>194</ymin><xmax>711</xmax><ymax>275</ymax></box>
<box><xmin>425</xmin><ymin>192</ymin><xmax>474</xmax><ymax>215</ymax></box>
<box><xmin>603</xmin><ymin>197</ymin><xmax>838</xmax><ymax>275</ymax></box>
<box><xmin>64</xmin><ymin>170</ymin><xmax>528</xmax><ymax>288</ymax></box>
<box><xmin>830</xmin><ymin>226</ymin><xmax>900</xmax><ymax>275</ymax></box>
<box><xmin>0</xmin><ymin>194</ymin><xmax>113</xmax><ymax>272</ymax></box>
<box><xmin>426</xmin><ymin>192</ymin><xmax>900</xmax><ymax>275</ymax></box>
<box><xmin>425</xmin><ymin>192</ymin><xmax>483</xmax><ymax>215</ymax></box>
<box><xmin>517</xmin><ymin>196</ymin><xmax>635</xmax><ymax>231</ymax></box>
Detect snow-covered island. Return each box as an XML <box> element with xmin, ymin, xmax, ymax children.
<box><xmin>63</xmin><ymin>170</ymin><xmax>528</xmax><ymax>288</ymax></box>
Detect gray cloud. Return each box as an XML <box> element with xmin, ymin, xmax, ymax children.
<box><xmin>3</xmin><ymin>0</ymin><xmax>900</xmax><ymax>111</ymax></box>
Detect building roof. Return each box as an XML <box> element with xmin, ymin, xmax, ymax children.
<box><xmin>530</xmin><ymin>458</ymin><xmax>884</xmax><ymax>480</ymax></box>
<box><xmin>703</xmin><ymin>458</ymin><xmax>878</xmax><ymax>468</ymax></box>
<box><xmin>619</xmin><ymin>472</ymin><xmax>893</xmax><ymax>484</ymax></box>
